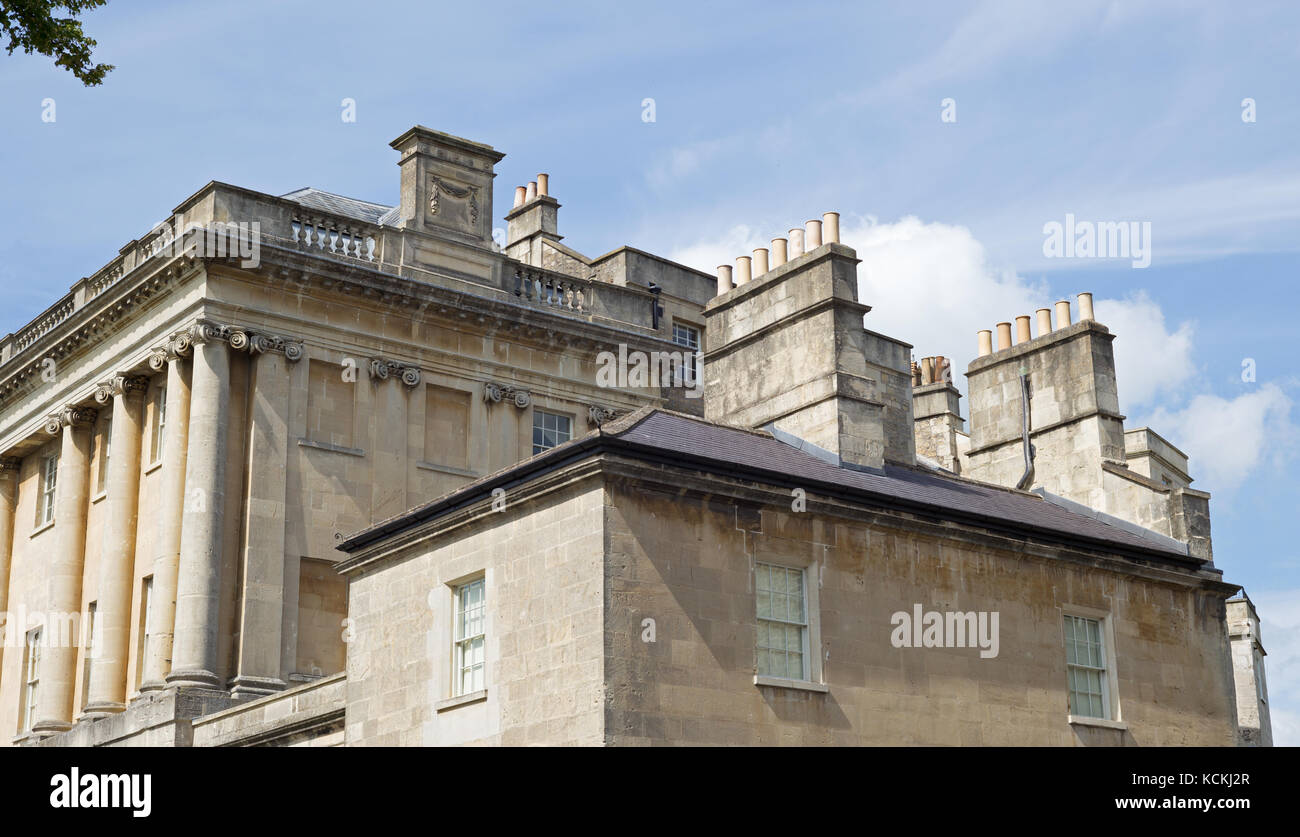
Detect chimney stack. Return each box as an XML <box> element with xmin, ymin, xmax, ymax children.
<box><xmin>705</xmin><ymin>212</ymin><xmax>914</xmax><ymax>468</ymax></box>
<box><xmin>389</xmin><ymin>126</ymin><xmax>504</xmax><ymax>245</ymax></box>
<box><xmin>912</xmin><ymin>353</ymin><xmax>966</xmax><ymax>474</ymax></box>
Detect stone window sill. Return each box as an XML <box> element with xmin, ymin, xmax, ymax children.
<box><xmin>30</xmin><ymin>520</ymin><xmax>55</xmax><ymax>538</ymax></box>
<box><xmin>91</xmin><ymin>491</ymin><xmax>108</xmax><ymax>504</ymax></box>
<box><xmin>144</xmin><ymin>460</ymin><xmax>163</xmax><ymax>475</ymax></box>
<box><xmin>754</xmin><ymin>675</ymin><xmax>828</xmax><ymax>693</ymax></box>
<box><xmin>298</xmin><ymin>438</ymin><xmax>366</xmax><ymax>457</ymax></box>
<box><xmin>436</xmin><ymin>689</ymin><xmax>487</xmax><ymax>713</ymax></box>
<box><xmin>1068</xmin><ymin>714</ymin><xmax>1127</xmax><ymax>731</ymax></box>
<box><xmin>416</xmin><ymin>461</ymin><xmax>477</xmax><ymax>478</ymax></box>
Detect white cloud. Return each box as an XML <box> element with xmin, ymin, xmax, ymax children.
<box><xmin>669</xmin><ymin>223</ymin><xmax>767</xmax><ymax>275</ymax></box>
<box><xmin>1095</xmin><ymin>292</ymin><xmax>1196</xmax><ymax>409</ymax></box>
<box><xmin>1144</xmin><ymin>384</ymin><xmax>1296</xmax><ymax>494</ymax></box>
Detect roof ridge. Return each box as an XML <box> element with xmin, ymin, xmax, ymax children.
<box><xmin>609</xmin><ymin>406</ymin><xmax>778</xmax><ymax>441</ymax></box>
<box><xmin>279</xmin><ymin>186</ymin><xmax>395</xmax><ymax>209</ymax></box>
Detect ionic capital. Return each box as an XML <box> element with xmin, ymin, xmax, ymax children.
<box><xmin>369</xmin><ymin>359</ymin><xmax>421</xmax><ymax>387</ymax></box>
<box><xmin>484</xmin><ymin>381</ymin><xmax>530</xmax><ymax>408</ymax></box>
<box><xmin>226</xmin><ymin>328</ymin><xmax>304</xmax><ymax>362</ymax></box>
<box><xmin>93</xmin><ymin>375</ymin><xmax>149</xmax><ymax>404</ymax></box>
<box><xmin>148</xmin><ymin>346</ymin><xmax>171</xmax><ymax>371</ymax></box>
<box><xmin>187</xmin><ymin>320</ymin><xmax>228</xmax><ymax>346</ymax></box>
<box><xmin>47</xmin><ymin>404</ymin><xmax>98</xmax><ymax>434</ymax></box>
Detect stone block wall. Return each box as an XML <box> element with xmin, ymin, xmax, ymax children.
<box><xmin>343</xmin><ymin>478</ymin><xmax>607</xmax><ymax>746</ymax></box>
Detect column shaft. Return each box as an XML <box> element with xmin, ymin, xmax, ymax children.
<box><xmin>167</xmin><ymin>332</ymin><xmax>230</xmax><ymax>688</ymax></box>
<box><xmin>141</xmin><ymin>353</ymin><xmax>191</xmax><ymax>691</ymax></box>
<box><xmin>84</xmin><ymin>378</ymin><xmax>147</xmax><ymax>715</ymax></box>
<box><xmin>0</xmin><ymin>459</ymin><xmax>18</xmax><ymax>681</ymax></box>
<box><xmin>31</xmin><ymin>409</ymin><xmax>95</xmax><ymax>733</ymax></box>
<box><xmin>231</xmin><ymin>350</ymin><xmax>290</xmax><ymax>697</ymax></box>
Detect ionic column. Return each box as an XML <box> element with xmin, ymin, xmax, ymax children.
<box><xmin>230</xmin><ymin>334</ymin><xmax>297</xmax><ymax>697</ymax></box>
<box><xmin>83</xmin><ymin>375</ymin><xmax>148</xmax><ymax>716</ymax></box>
<box><xmin>140</xmin><ymin>338</ymin><xmax>192</xmax><ymax>692</ymax></box>
<box><xmin>166</xmin><ymin>323</ymin><xmax>230</xmax><ymax>689</ymax></box>
<box><xmin>0</xmin><ymin>457</ymin><xmax>19</xmax><ymax>679</ymax></box>
<box><xmin>31</xmin><ymin>405</ymin><xmax>96</xmax><ymax>734</ymax></box>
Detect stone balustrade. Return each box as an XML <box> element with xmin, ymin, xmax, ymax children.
<box><xmin>511</xmin><ymin>266</ymin><xmax>589</xmax><ymax>312</ymax></box>
<box><xmin>289</xmin><ymin>213</ymin><xmax>379</xmax><ymax>262</ymax></box>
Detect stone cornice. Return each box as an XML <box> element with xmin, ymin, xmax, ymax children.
<box><xmin>0</xmin><ymin>255</ymin><xmax>199</xmax><ymax>411</ymax></box>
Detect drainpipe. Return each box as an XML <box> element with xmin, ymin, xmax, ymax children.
<box><xmin>1016</xmin><ymin>369</ymin><xmax>1035</xmax><ymax>490</ymax></box>
<box><xmin>649</xmin><ymin>283</ymin><xmax>663</xmax><ymax>330</ymax></box>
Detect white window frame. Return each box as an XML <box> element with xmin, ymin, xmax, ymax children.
<box><xmin>81</xmin><ymin>602</ymin><xmax>97</xmax><ymax>710</ymax></box>
<box><xmin>149</xmin><ymin>385</ymin><xmax>167</xmax><ymax>465</ymax></box>
<box><xmin>96</xmin><ymin>412</ymin><xmax>112</xmax><ymax>496</ymax></box>
<box><xmin>1062</xmin><ymin>608</ymin><xmax>1120</xmax><ymax>723</ymax></box>
<box><xmin>754</xmin><ymin>560</ymin><xmax>823</xmax><ymax>689</ymax></box>
<box><xmin>672</xmin><ymin>322</ymin><xmax>701</xmax><ymax>385</ymax></box>
<box><xmin>136</xmin><ymin>576</ymin><xmax>153</xmax><ymax>691</ymax></box>
<box><xmin>37</xmin><ymin>452</ymin><xmax>58</xmax><ymax>528</ymax></box>
<box><xmin>453</xmin><ymin>578</ymin><xmax>486</xmax><ymax>696</ymax></box>
<box><xmin>531</xmin><ymin>409</ymin><xmax>572</xmax><ymax>456</ymax></box>
<box><xmin>19</xmin><ymin>628</ymin><xmax>41</xmax><ymax>734</ymax></box>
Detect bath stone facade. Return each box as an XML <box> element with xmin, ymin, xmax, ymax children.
<box><xmin>334</xmin><ymin>216</ymin><xmax>1265</xmax><ymax>747</ymax></box>
<box><xmin>0</xmin><ymin>125</ymin><xmax>713</xmax><ymax>746</ymax></box>
<box><xmin>338</xmin><ymin>407</ymin><xmax>1241</xmax><ymax>746</ymax></box>
<box><xmin>0</xmin><ymin>123</ymin><xmax>1270</xmax><ymax>747</ymax></box>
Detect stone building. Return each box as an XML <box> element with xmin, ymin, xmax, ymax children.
<box><xmin>0</xmin><ymin>126</ymin><xmax>1271</xmax><ymax>746</ymax></box>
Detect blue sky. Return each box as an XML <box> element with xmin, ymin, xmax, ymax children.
<box><xmin>1</xmin><ymin>0</ymin><xmax>1296</xmax><ymax>741</ymax></box>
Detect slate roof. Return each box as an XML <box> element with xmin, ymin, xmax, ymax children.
<box><xmin>338</xmin><ymin>407</ymin><xmax>1197</xmax><ymax>564</ymax></box>
<box><xmin>280</xmin><ymin>187</ymin><xmax>396</xmax><ymax>226</ymax></box>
